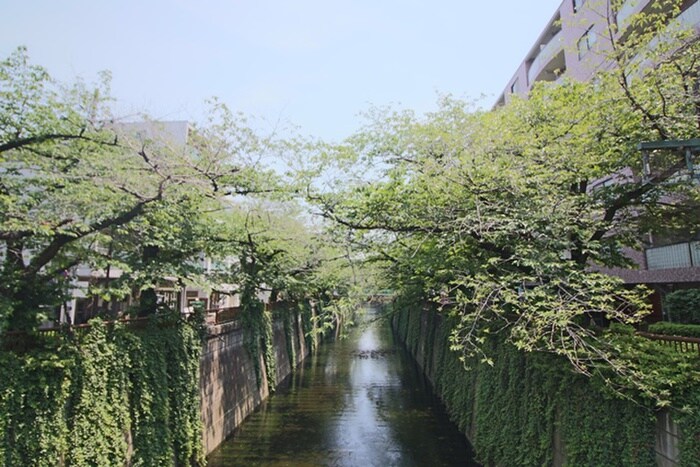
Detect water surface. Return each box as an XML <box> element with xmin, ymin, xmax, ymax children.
<box><xmin>208</xmin><ymin>308</ymin><xmax>479</xmax><ymax>466</ymax></box>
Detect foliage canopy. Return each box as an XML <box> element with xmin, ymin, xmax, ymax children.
<box><xmin>303</xmin><ymin>0</ymin><xmax>700</xmax><ymax>401</ymax></box>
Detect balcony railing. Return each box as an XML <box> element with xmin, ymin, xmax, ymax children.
<box><xmin>616</xmin><ymin>0</ymin><xmax>647</xmax><ymax>29</ymax></box>
<box><xmin>618</xmin><ymin>0</ymin><xmax>700</xmax><ymax>37</ymax></box>
<box><xmin>678</xmin><ymin>0</ymin><xmax>700</xmax><ymax>29</ymax></box>
<box><xmin>527</xmin><ymin>29</ymin><xmax>564</xmax><ymax>85</ymax></box>
<box><xmin>207</xmin><ymin>306</ymin><xmax>243</xmax><ymax>325</ymax></box>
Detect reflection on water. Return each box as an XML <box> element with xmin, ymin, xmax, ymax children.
<box><xmin>208</xmin><ymin>307</ymin><xmax>479</xmax><ymax>466</ymax></box>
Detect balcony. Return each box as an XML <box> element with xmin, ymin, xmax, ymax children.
<box><xmin>527</xmin><ymin>29</ymin><xmax>565</xmax><ymax>85</ymax></box>
<box><xmin>618</xmin><ymin>0</ymin><xmax>700</xmax><ymax>38</ymax></box>
<box><xmin>678</xmin><ymin>0</ymin><xmax>700</xmax><ymax>29</ymax></box>
<box><xmin>616</xmin><ymin>0</ymin><xmax>649</xmax><ymax>29</ymax></box>
<box><xmin>528</xmin><ymin>49</ymin><xmax>566</xmax><ymax>85</ymax></box>
<box><xmin>73</xmin><ymin>264</ymin><xmax>123</xmax><ymax>279</ymax></box>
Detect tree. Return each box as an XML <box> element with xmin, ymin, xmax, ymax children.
<box><xmin>0</xmin><ymin>49</ymin><xmax>273</xmax><ymax>331</ymax></box>
<box><xmin>305</xmin><ymin>0</ymin><xmax>700</xmax><ymax>398</ymax></box>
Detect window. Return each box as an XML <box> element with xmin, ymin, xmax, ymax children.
<box><xmin>645</xmin><ymin>243</ymin><xmax>697</xmax><ymax>270</ymax></box>
<box><xmin>577</xmin><ymin>26</ymin><xmax>597</xmax><ymax>59</ymax></box>
<box><xmin>510</xmin><ymin>79</ymin><xmax>519</xmax><ymax>94</ymax></box>
<box><xmin>573</xmin><ymin>0</ymin><xmax>586</xmax><ymax>13</ymax></box>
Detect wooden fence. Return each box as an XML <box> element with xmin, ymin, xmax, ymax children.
<box><xmin>637</xmin><ymin>331</ymin><xmax>700</xmax><ymax>355</ymax></box>
<box><xmin>206</xmin><ymin>306</ymin><xmax>242</xmax><ymax>325</ymax></box>
<box><xmin>206</xmin><ymin>302</ymin><xmax>291</xmax><ymax>325</ymax></box>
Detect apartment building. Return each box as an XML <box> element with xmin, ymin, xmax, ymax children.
<box><xmin>496</xmin><ymin>0</ymin><xmax>700</xmax><ymax>106</ymax></box>
<box><xmin>496</xmin><ymin>0</ymin><xmax>700</xmax><ymax>320</ymax></box>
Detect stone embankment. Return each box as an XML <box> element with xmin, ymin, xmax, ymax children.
<box><xmin>200</xmin><ymin>309</ymin><xmax>316</xmax><ymax>454</ymax></box>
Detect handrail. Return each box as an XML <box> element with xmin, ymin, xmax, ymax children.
<box><xmin>3</xmin><ymin>315</ymin><xmax>153</xmax><ymax>336</ymax></box>
<box><xmin>616</xmin><ymin>0</ymin><xmax>643</xmax><ymax>29</ymax></box>
<box><xmin>0</xmin><ymin>316</ymin><xmax>166</xmax><ymax>351</ymax></box>
<box><xmin>207</xmin><ymin>302</ymin><xmax>294</xmax><ymax>325</ymax></box>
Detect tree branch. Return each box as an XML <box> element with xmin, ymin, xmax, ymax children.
<box><xmin>0</xmin><ymin>131</ymin><xmax>116</xmax><ymax>154</ymax></box>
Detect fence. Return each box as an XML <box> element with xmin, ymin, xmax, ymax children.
<box><xmin>1</xmin><ymin>316</ymin><xmax>173</xmax><ymax>351</ymax></box>
<box><xmin>637</xmin><ymin>331</ymin><xmax>700</xmax><ymax>355</ymax></box>
<box><xmin>206</xmin><ymin>302</ymin><xmax>292</xmax><ymax>325</ymax></box>
<box><xmin>3</xmin><ymin>303</ymin><xmax>290</xmax><ymax>349</ymax></box>
<box><xmin>207</xmin><ymin>306</ymin><xmax>242</xmax><ymax>325</ymax></box>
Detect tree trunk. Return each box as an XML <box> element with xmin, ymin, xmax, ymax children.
<box><xmin>138</xmin><ymin>245</ymin><xmax>160</xmax><ymax>316</ymax></box>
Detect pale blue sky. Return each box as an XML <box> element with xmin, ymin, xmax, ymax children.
<box><xmin>1</xmin><ymin>0</ymin><xmax>561</xmax><ymax>141</ymax></box>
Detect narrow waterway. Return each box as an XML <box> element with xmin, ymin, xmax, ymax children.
<box><xmin>207</xmin><ymin>307</ymin><xmax>480</xmax><ymax>466</ymax></box>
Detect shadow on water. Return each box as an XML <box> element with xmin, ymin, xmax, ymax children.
<box><xmin>208</xmin><ymin>305</ymin><xmax>480</xmax><ymax>466</ymax></box>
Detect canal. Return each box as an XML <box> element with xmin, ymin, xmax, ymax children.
<box><xmin>207</xmin><ymin>307</ymin><xmax>480</xmax><ymax>466</ymax></box>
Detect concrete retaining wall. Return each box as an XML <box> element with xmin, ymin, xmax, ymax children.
<box><xmin>199</xmin><ymin>311</ymin><xmax>310</xmax><ymax>455</ymax></box>
<box><xmin>656</xmin><ymin>410</ymin><xmax>681</xmax><ymax>467</ymax></box>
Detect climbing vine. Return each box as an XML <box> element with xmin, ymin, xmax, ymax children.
<box><xmin>241</xmin><ymin>288</ymin><xmax>277</xmax><ymax>394</ymax></box>
<box><xmin>299</xmin><ymin>300</ymin><xmax>318</xmax><ymax>353</ymax></box>
<box><xmin>280</xmin><ymin>303</ymin><xmax>297</xmax><ymax>369</ymax></box>
<box><xmin>261</xmin><ymin>304</ymin><xmax>276</xmax><ymax>392</ymax></box>
<box><xmin>676</xmin><ymin>389</ymin><xmax>700</xmax><ymax>464</ymax></box>
<box><xmin>0</xmin><ymin>313</ymin><xmax>205</xmax><ymax>466</ymax></box>
<box><xmin>391</xmin><ymin>302</ymin><xmax>700</xmax><ymax>466</ymax></box>
<box><xmin>0</xmin><ymin>346</ymin><xmax>72</xmax><ymax>467</ymax></box>
<box><xmin>67</xmin><ymin>320</ymin><xmax>130</xmax><ymax>466</ymax></box>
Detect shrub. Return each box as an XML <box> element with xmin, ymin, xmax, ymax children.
<box><xmin>648</xmin><ymin>322</ymin><xmax>700</xmax><ymax>338</ymax></box>
<box><xmin>664</xmin><ymin>289</ymin><xmax>700</xmax><ymax>324</ymax></box>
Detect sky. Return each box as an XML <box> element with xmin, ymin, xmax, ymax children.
<box><xmin>1</xmin><ymin>0</ymin><xmax>562</xmax><ymax>142</ymax></box>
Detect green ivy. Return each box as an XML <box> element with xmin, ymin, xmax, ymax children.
<box><xmin>67</xmin><ymin>320</ymin><xmax>130</xmax><ymax>466</ymax></box>
<box><xmin>649</xmin><ymin>321</ymin><xmax>700</xmax><ymax>338</ymax></box>
<box><xmin>0</xmin><ymin>313</ymin><xmax>205</xmax><ymax>466</ymax></box>
<box><xmin>392</xmin><ymin>303</ymin><xmax>700</xmax><ymax>466</ymax></box>
<box><xmin>262</xmin><ymin>304</ymin><xmax>276</xmax><ymax>392</ymax></box>
<box><xmin>241</xmin><ymin>290</ymin><xmax>277</xmax><ymax>393</ymax></box>
<box><xmin>0</xmin><ymin>349</ymin><xmax>71</xmax><ymax>466</ymax></box>
<box><xmin>299</xmin><ymin>300</ymin><xmax>317</xmax><ymax>353</ymax></box>
<box><xmin>676</xmin><ymin>389</ymin><xmax>700</xmax><ymax>464</ymax></box>
<box><xmin>165</xmin><ymin>321</ymin><xmax>206</xmax><ymax>466</ymax></box>
<box><xmin>280</xmin><ymin>303</ymin><xmax>297</xmax><ymax>370</ymax></box>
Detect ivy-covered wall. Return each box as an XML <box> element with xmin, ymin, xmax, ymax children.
<box><xmin>0</xmin><ymin>300</ymin><xmax>318</xmax><ymax>466</ymax></box>
<box><xmin>392</xmin><ymin>304</ymin><xmax>700</xmax><ymax>467</ymax></box>
<box><xmin>0</xmin><ymin>315</ymin><xmax>205</xmax><ymax>467</ymax></box>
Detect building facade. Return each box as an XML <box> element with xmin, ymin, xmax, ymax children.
<box><xmin>496</xmin><ymin>0</ymin><xmax>700</xmax><ymax>106</ymax></box>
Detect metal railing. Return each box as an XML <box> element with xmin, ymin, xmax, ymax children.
<box><xmin>616</xmin><ymin>0</ymin><xmax>647</xmax><ymax>29</ymax></box>
<box><xmin>3</xmin><ymin>304</ymin><xmax>289</xmax><ymax>348</ymax></box>
<box><xmin>1</xmin><ymin>316</ymin><xmax>156</xmax><ymax>351</ymax></box>
<box><xmin>206</xmin><ymin>302</ymin><xmax>294</xmax><ymax>325</ymax></box>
